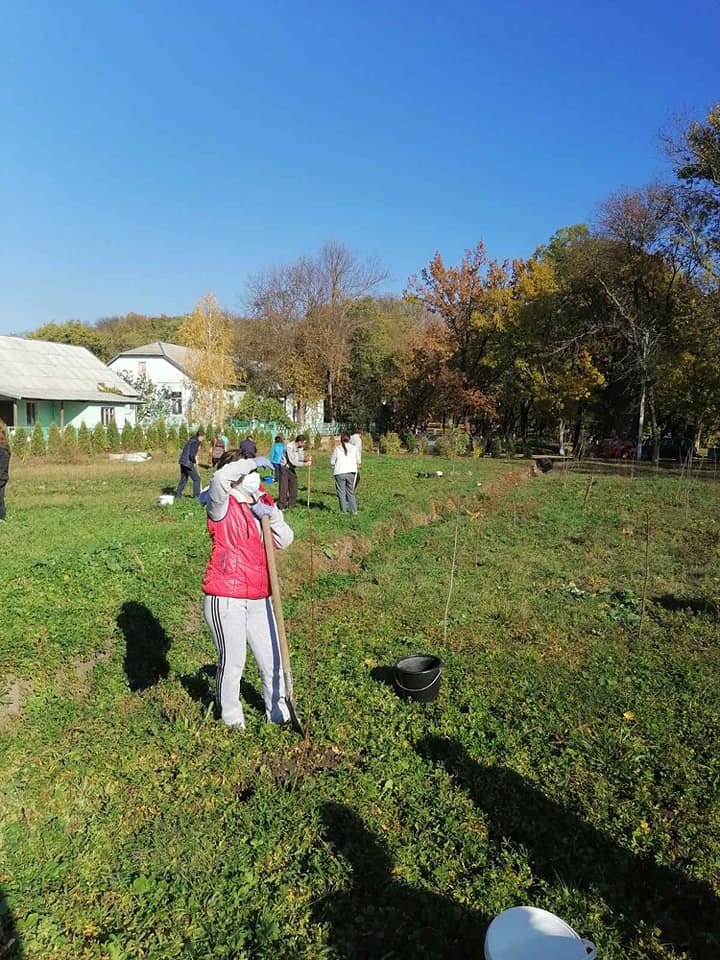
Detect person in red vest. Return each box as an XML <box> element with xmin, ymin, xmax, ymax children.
<box><xmin>202</xmin><ymin>449</ymin><xmax>294</xmax><ymax>728</ymax></box>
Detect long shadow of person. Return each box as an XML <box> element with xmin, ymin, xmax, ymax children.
<box><xmin>313</xmin><ymin>801</ymin><xmax>487</xmax><ymax>959</ymax></box>
<box><xmin>0</xmin><ymin>886</ymin><xmax>23</xmax><ymax>959</ymax></box>
<box><xmin>118</xmin><ymin>602</ymin><xmax>170</xmax><ymax>691</ymax></box>
<box><xmin>417</xmin><ymin>736</ymin><xmax>720</xmax><ymax>959</ymax></box>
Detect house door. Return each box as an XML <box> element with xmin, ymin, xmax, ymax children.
<box><xmin>0</xmin><ymin>400</ymin><xmax>14</xmax><ymax>426</ymax></box>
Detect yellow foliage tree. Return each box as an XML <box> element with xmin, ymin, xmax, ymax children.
<box><xmin>178</xmin><ymin>293</ymin><xmax>235</xmax><ymax>426</ymax></box>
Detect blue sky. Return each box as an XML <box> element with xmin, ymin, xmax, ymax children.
<box><xmin>1</xmin><ymin>0</ymin><xmax>718</xmax><ymax>334</ymax></box>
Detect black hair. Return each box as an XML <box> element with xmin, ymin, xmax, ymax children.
<box><xmin>340</xmin><ymin>431</ymin><xmax>350</xmax><ymax>456</ymax></box>
<box><xmin>216</xmin><ymin>448</ymin><xmax>244</xmax><ymax>470</ymax></box>
<box><xmin>295</xmin><ymin>435</ymin><xmax>304</xmax><ymax>443</ymax></box>
<box><xmin>274</xmin><ymin>435</ymin><xmax>283</xmax><ymax>443</ymax></box>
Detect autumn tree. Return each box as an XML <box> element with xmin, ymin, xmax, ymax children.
<box><xmin>245</xmin><ymin>242</ymin><xmax>387</xmax><ymax>423</ymax></box>
<box><xmin>178</xmin><ymin>293</ymin><xmax>236</xmax><ymax>426</ymax></box>
<box><xmin>666</xmin><ymin>102</ymin><xmax>720</xmax><ymax>281</ymax></box>
<box><xmin>405</xmin><ymin>242</ymin><xmax>512</xmax><ymax>433</ymax></box>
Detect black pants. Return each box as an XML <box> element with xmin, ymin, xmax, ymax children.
<box><xmin>176</xmin><ymin>464</ymin><xmax>200</xmax><ymax>499</ymax></box>
<box><xmin>0</xmin><ymin>447</ymin><xmax>9</xmax><ymax>520</ymax></box>
<box><xmin>278</xmin><ymin>465</ymin><xmax>297</xmax><ymax>509</ymax></box>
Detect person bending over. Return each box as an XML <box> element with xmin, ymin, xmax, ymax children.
<box><xmin>176</xmin><ymin>429</ymin><xmax>205</xmax><ymax>499</ymax></box>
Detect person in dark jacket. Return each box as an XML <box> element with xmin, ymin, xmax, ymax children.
<box><xmin>239</xmin><ymin>434</ymin><xmax>257</xmax><ymax>458</ymax></box>
<box><xmin>0</xmin><ymin>420</ymin><xmax>10</xmax><ymax>522</ymax></box>
<box><xmin>176</xmin><ymin>430</ymin><xmax>205</xmax><ymax>499</ymax></box>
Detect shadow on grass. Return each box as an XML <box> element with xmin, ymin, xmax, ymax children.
<box><xmin>0</xmin><ymin>886</ymin><xmax>22</xmax><ymax>960</ymax></box>
<box><xmin>313</xmin><ymin>802</ymin><xmax>487</xmax><ymax>959</ymax></box>
<box><xmin>118</xmin><ymin>602</ymin><xmax>170</xmax><ymax>691</ymax></box>
<box><xmin>179</xmin><ymin>664</ymin><xmax>266</xmax><ymax>718</ymax></box>
<box><xmin>369</xmin><ymin>665</ymin><xmax>395</xmax><ymax>686</ymax></box>
<box><xmin>417</xmin><ymin>736</ymin><xmax>720</xmax><ymax>959</ymax></box>
<box><xmin>652</xmin><ymin>594</ymin><xmax>719</xmax><ymax>618</ymax></box>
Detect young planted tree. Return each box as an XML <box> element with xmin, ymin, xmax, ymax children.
<box><xmin>30</xmin><ymin>422</ymin><xmax>46</xmax><ymax>456</ymax></box>
<box><xmin>179</xmin><ymin>293</ymin><xmax>236</xmax><ymax>426</ymax></box>
<box><xmin>106</xmin><ymin>419</ymin><xmax>121</xmax><ymax>452</ymax></box>
<box><xmin>62</xmin><ymin>425</ymin><xmax>77</xmax><ymax>454</ymax></box>
<box><xmin>12</xmin><ymin>427</ymin><xmax>29</xmax><ymax>460</ymax></box>
<box><xmin>46</xmin><ymin>422</ymin><xmax>62</xmax><ymax>456</ymax></box>
<box><xmin>77</xmin><ymin>422</ymin><xmax>92</xmax><ymax>454</ymax></box>
<box><xmin>132</xmin><ymin>424</ymin><xmax>146</xmax><ymax>450</ymax></box>
<box><xmin>92</xmin><ymin>423</ymin><xmax>108</xmax><ymax>453</ymax></box>
<box><xmin>121</xmin><ymin>421</ymin><xmax>134</xmax><ymax>451</ymax></box>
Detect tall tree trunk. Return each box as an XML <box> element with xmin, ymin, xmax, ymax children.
<box><xmin>326</xmin><ymin>373</ymin><xmax>335</xmax><ymax>425</ymax></box>
<box><xmin>573</xmin><ymin>405</ymin><xmax>585</xmax><ymax>457</ymax></box>
<box><xmin>636</xmin><ymin>373</ymin><xmax>647</xmax><ymax>461</ymax></box>
<box><xmin>648</xmin><ymin>387</ymin><xmax>659</xmax><ymax>465</ymax></box>
<box><xmin>559</xmin><ymin>417</ymin><xmax>566</xmax><ymax>457</ymax></box>
<box><xmin>636</xmin><ymin>331</ymin><xmax>649</xmax><ymax>460</ymax></box>
<box><xmin>519</xmin><ymin>401</ymin><xmax>529</xmax><ymax>444</ymax></box>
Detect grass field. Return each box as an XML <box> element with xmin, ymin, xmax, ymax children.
<box><xmin>1</xmin><ymin>451</ymin><xmax>719</xmax><ymax>959</ymax></box>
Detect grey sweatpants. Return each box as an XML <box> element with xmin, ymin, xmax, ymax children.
<box><xmin>203</xmin><ymin>594</ymin><xmax>290</xmax><ymax>728</ymax></box>
<box><xmin>334</xmin><ymin>472</ymin><xmax>357</xmax><ymax>514</ymax></box>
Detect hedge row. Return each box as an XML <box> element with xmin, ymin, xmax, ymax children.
<box><xmin>7</xmin><ymin>420</ymin><xmax>273</xmax><ymax>461</ymax></box>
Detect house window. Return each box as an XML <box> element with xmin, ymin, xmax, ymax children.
<box><xmin>171</xmin><ymin>392</ymin><xmax>182</xmax><ymax>415</ymax></box>
<box><xmin>138</xmin><ymin>361</ymin><xmax>147</xmax><ymax>376</ymax></box>
<box><xmin>101</xmin><ymin>407</ymin><xmax>116</xmax><ymax>426</ymax></box>
<box><xmin>25</xmin><ymin>402</ymin><xmax>37</xmax><ymax>426</ymax></box>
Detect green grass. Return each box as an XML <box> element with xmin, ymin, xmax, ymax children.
<box><xmin>1</xmin><ymin>453</ymin><xmax>719</xmax><ymax>958</ymax></box>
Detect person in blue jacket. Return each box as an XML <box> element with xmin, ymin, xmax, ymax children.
<box><xmin>270</xmin><ymin>435</ymin><xmax>285</xmax><ymax>484</ymax></box>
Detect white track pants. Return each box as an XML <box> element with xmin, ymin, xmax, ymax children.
<box><xmin>203</xmin><ymin>595</ymin><xmax>290</xmax><ymax>728</ymax></box>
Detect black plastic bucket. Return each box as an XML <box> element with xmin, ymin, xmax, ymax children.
<box><xmin>393</xmin><ymin>654</ymin><xmax>443</xmax><ymax>703</ymax></box>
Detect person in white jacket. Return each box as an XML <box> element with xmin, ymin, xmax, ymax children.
<box><xmin>330</xmin><ymin>433</ymin><xmax>360</xmax><ymax>514</ymax></box>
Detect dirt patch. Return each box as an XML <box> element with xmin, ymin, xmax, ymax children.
<box><xmin>72</xmin><ymin>639</ymin><xmax>115</xmax><ymax>682</ymax></box>
<box><xmin>236</xmin><ymin>742</ymin><xmax>345</xmax><ymax>798</ymax></box>
<box><xmin>0</xmin><ymin>676</ymin><xmax>32</xmax><ymax>729</ymax></box>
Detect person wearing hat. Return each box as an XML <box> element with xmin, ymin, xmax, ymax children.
<box><xmin>0</xmin><ymin>420</ymin><xmax>10</xmax><ymax>522</ymax></box>
<box><xmin>202</xmin><ymin>449</ymin><xmax>293</xmax><ymax>728</ymax></box>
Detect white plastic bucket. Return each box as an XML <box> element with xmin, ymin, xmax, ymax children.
<box><xmin>158</xmin><ymin>494</ymin><xmax>174</xmax><ymax>506</ymax></box>
<box><xmin>484</xmin><ymin>907</ymin><xmax>596</xmax><ymax>960</ymax></box>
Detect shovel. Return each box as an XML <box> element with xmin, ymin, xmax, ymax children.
<box><xmin>261</xmin><ymin>514</ymin><xmax>304</xmax><ymax>734</ymax></box>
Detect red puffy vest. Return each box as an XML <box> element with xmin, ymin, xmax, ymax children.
<box><xmin>202</xmin><ymin>495</ymin><xmax>273</xmax><ymax>599</ymax></box>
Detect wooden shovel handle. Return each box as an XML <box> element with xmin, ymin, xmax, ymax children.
<box><xmin>260</xmin><ymin>514</ymin><xmax>292</xmax><ymax>682</ymax></box>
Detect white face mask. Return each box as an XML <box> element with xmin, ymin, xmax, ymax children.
<box><xmin>240</xmin><ymin>472</ymin><xmax>261</xmax><ymax>497</ymax></box>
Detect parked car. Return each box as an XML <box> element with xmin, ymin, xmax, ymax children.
<box><xmin>595</xmin><ymin>438</ymin><xmax>636</xmax><ymax>460</ymax></box>
<box><xmin>657</xmin><ymin>437</ymin><xmax>695</xmax><ymax>462</ymax></box>
<box><xmin>640</xmin><ymin>437</ymin><xmax>699</xmax><ymax>461</ymax></box>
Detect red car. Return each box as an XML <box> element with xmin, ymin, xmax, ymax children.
<box><xmin>596</xmin><ymin>438</ymin><xmax>637</xmax><ymax>459</ymax></box>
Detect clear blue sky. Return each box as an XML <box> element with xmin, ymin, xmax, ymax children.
<box><xmin>1</xmin><ymin>0</ymin><xmax>718</xmax><ymax>334</ymax></box>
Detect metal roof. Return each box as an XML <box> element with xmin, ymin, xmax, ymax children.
<box><xmin>108</xmin><ymin>341</ymin><xmax>193</xmax><ymax>375</ymax></box>
<box><xmin>0</xmin><ymin>336</ymin><xmax>141</xmax><ymax>403</ymax></box>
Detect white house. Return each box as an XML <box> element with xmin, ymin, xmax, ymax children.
<box><xmin>107</xmin><ymin>342</ymin><xmax>195</xmax><ymax>424</ymax></box>
<box><xmin>107</xmin><ymin>340</ymin><xmax>246</xmax><ymax>425</ymax></box>
<box><xmin>0</xmin><ymin>336</ymin><xmax>140</xmax><ymax>432</ymax></box>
